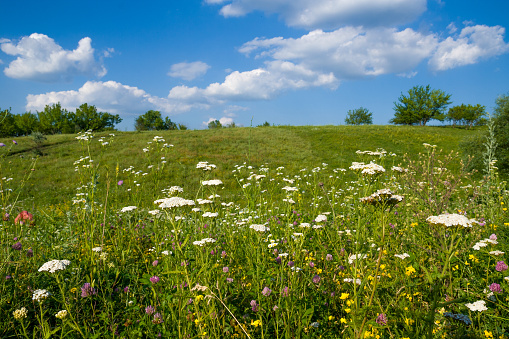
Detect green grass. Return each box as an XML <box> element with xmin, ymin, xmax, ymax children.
<box><xmin>1</xmin><ymin>124</ymin><xmax>508</xmax><ymax>338</ymax></box>
<box><xmin>1</xmin><ymin>125</ymin><xmax>480</xmax><ymax>208</ymax></box>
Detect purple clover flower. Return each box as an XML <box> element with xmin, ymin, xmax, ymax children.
<box><xmin>152</xmin><ymin>260</ymin><xmax>159</xmax><ymax>267</ymax></box>
<box><xmin>12</xmin><ymin>242</ymin><xmax>22</xmax><ymax>251</ymax></box>
<box><xmin>326</xmin><ymin>254</ymin><xmax>333</xmax><ymax>261</ymax></box>
<box><xmin>496</xmin><ymin>261</ymin><xmax>508</xmax><ymax>272</ymax></box>
<box><xmin>81</xmin><ymin>283</ymin><xmax>97</xmax><ymax>298</ymax></box>
<box><xmin>145</xmin><ymin>305</ymin><xmax>156</xmax><ymax>315</ymax></box>
<box><xmin>152</xmin><ymin>313</ymin><xmax>163</xmax><ymax>324</ymax></box>
<box><xmin>150</xmin><ymin>276</ymin><xmax>160</xmax><ymax>284</ymax></box>
<box><xmin>490</xmin><ymin>283</ymin><xmax>503</xmax><ymax>293</ymax></box>
<box><xmin>222</xmin><ymin>266</ymin><xmax>229</xmax><ymax>273</ymax></box>
<box><xmin>281</xmin><ymin>286</ymin><xmax>289</xmax><ymax>297</ymax></box>
<box><xmin>117</xmin><ymin>180</ymin><xmax>123</xmax><ymax>186</ymax></box>
<box><xmin>312</xmin><ymin>275</ymin><xmax>321</xmax><ymax>284</ymax></box>
<box><xmin>226</xmin><ymin>277</ymin><xmax>233</xmax><ymax>283</ymax></box>
<box><xmin>376</xmin><ymin>313</ymin><xmax>388</xmax><ymax>326</ymax></box>
<box><xmin>261</xmin><ymin>287</ymin><xmax>272</xmax><ymax>297</ymax></box>
<box><xmin>250</xmin><ymin>300</ymin><xmax>259</xmax><ymax>312</ymax></box>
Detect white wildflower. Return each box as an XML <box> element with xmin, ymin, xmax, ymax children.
<box><xmin>38</xmin><ymin>260</ymin><xmax>71</xmax><ymax>273</ymax></box>
<box><xmin>465</xmin><ymin>300</ymin><xmax>488</xmax><ymax>312</ymax></box>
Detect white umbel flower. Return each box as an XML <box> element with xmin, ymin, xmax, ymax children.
<box><xmin>55</xmin><ymin>310</ymin><xmax>68</xmax><ymax>319</ymax></box>
<box><xmin>201</xmin><ymin>179</ymin><xmax>223</xmax><ymax>186</ymax></box>
<box><xmin>32</xmin><ymin>289</ymin><xmax>51</xmax><ymax>302</ymax></box>
<box><xmin>38</xmin><ymin>260</ymin><xmax>71</xmax><ymax>273</ymax></box>
<box><xmin>426</xmin><ymin>214</ymin><xmax>478</xmax><ymax>228</ymax></box>
<box><xmin>465</xmin><ymin>300</ymin><xmax>488</xmax><ymax>312</ymax></box>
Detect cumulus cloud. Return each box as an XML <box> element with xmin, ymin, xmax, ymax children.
<box><xmin>203</xmin><ymin>116</ymin><xmax>235</xmax><ymax>127</ymax></box>
<box><xmin>25</xmin><ymin>80</ymin><xmax>208</xmax><ymax>115</ymax></box>
<box><xmin>429</xmin><ymin>25</ymin><xmax>509</xmax><ymax>71</ymax></box>
<box><xmin>205</xmin><ymin>0</ymin><xmax>427</xmax><ymax>29</ymax></box>
<box><xmin>168</xmin><ymin>60</ymin><xmax>337</xmax><ymax>102</ymax></box>
<box><xmin>0</xmin><ymin>33</ymin><xmax>106</xmax><ymax>82</ymax></box>
<box><xmin>240</xmin><ymin>27</ymin><xmax>437</xmax><ymax>79</ymax></box>
<box><xmin>168</xmin><ymin>61</ymin><xmax>211</xmax><ymax>81</ymax></box>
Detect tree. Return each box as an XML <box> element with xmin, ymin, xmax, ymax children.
<box><xmin>15</xmin><ymin>112</ymin><xmax>40</xmax><ymax>136</ymax></box>
<box><xmin>135</xmin><ymin>110</ymin><xmax>177</xmax><ymax>131</ymax></box>
<box><xmin>390</xmin><ymin>85</ymin><xmax>452</xmax><ymax>126</ymax></box>
<box><xmin>493</xmin><ymin>93</ymin><xmax>509</xmax><ymax>174</ymax></box>
<box><xmin>345</xmin><ymin>107</ymin><xmax>373</xmax><ymax>125</ymax></box>
<box><xmin>74</xmin><ymin>104</ymin><xmax>122</xmax><ymax>132</ymax></box>
<box><xmin>37</xmin><ymin>103</ymin><xmax>69</xmax><ymax>134</ymax></box>
<box><xmin>208</xmin><ymin>120</ymin><xmax>222</xmax><ymax>129</ymax></box>
<box><xmin>447</xmin><ymin>104</ymin><xmax>486</xmax><ymax>128</ymax></box>
<box><xmin>0</xmin><ymin>108</ymin><xmax>20</xmax><ymax>137</ymax></box>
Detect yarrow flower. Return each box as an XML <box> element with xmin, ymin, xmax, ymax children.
<box><xmin>201</xmin><ymin>179</ymin><xmax>223</xmax><ymax>186</ymax></box>
<box><xmin>193</xmin><ymin>238</ymin><xmax>216</xmax><ymax>246</ymax></box>
<box><xmin>121</xmin><ymin>206</ymin><xmax>137</xmax><ymax>212</ymax></box>
<box><xmin>55</xmin><ymin>310</ymin><xmax>68</xmax><ymax>319</ymax></box>
<box><xmin>196</xmin><ymin>161</ymin><xmax>216</xmax><ymax>171</ymax></box>
<box><xmin>155</xmin><ymin>197</ymin><xmax>195</xmax><ymax>209</ymax></box>
<box><xmin>465</xmin><ymin>300</ymin><xmax>488</xmax><ymax>312</ymax></box>
<box><xmin>250</xmin><ymin>224</ymin><xmax>269</xmax><ymax>232</ymax></box>
<box><xmin>38</xmin><ymin>259</ymin><xmax>71</xmax><ymax>273</ymax></box>
<box><xmin>13</xmin><ymin>307</ymin><xmax>28</xmax><ymax>320</ymax></box>
<box><xmin>32</xmin><ymin>289</ymin><xmax>51</xmax><ymax>302</ymax></box>
<box><xmin>426</xmin><ymin>213</ymin><xmax>477</xmax><ymax>228</ymax></box>
<box><xmin>394</xmin><ymin>253</ymin><xmax>410</xmax><ymax>260</ymax></box>
<box><xmin>360</xmin><ymin>188</ymin><xmax>403</xmax><ymax>207</ymax></box>
<box><xmin>315</xmin><ymin>214</ymin><xmax>327</xmax><ymax>223</ymax></box>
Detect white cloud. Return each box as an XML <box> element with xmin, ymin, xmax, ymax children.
<box><xmin>203</xmin><ymin>116</ymin><xmax>235</xmax><ymax>127</ymax></box>
<box><xmin>168</xmin><ymin>61</ymin><xmax>211</xmax><ymax>81</ymax></box>
<box><xmin>429</xmin><ymin>25</ymin><xmax>509</xmax><ymax>71</ymax></box>
<box><xmin>25</xmin><ymin>80</ymin><xmax>207</xmax><ymax>115</ymax></box>
<box><xmin>241</xmin><ymin>27</ymin><xmax>437</xmax><ymax>79</ymax></box>
<box><xmin>168</xmin><ymin>60</ymin><xmax>337</xmax><ymax>102</ymax></box>
<box><xmin>205</xmin><ymin>0</ymin><xmax>427</xmax><ymax>29</ymax></box>
<box><xmin>0</xmin><ymin>33</ymin><xmax>106</xmax><ymax>82</ymax></box>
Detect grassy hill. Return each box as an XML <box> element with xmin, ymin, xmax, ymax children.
<box><xmin>1</xmin><ymin>125</ymin><xmax>480</xmax><ymax>209</ymax></box>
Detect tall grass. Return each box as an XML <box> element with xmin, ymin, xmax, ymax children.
<box><xmin>1</xmin><ymin>126</ymin><xmax>507</xmax><ymax>338</ymax></box>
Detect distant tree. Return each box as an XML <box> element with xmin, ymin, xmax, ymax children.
<box><xmin>0</xmin><ymin>108</ymin><xmax>20</xmax><ymax>137</ymax></box>
<box><xmin>344</xmin><ymin>107</ymin><xmax>373</xmax><ymax>125</ymax></box>
<box><xmin>257</xmin><ymin>121</ymin><xmax>271</xmax><ymax>127</ymax></box>
<box><xmin>37</xmin><ymin>103</ymin><xmax>69</xmax><ymax>134</ymax></box>
<box><xmin>177</xmin><ymin>123</ymin><xmax>188</xmax><ymax>130</ymax></box>
<box><xmin>390</xmin><ymin>85</ymin><xmax>452</xmax><ymax>126</ymax></box>
<box><xmin>15</xmin><ymin>112</ymin><xmax>39</xmax><ymax>136</ymax></box>
<box><xmin>135</xmin><ymin>110</ymin><xmax>177</xmax><ymax>131</ymax></box>
<box><xmin>208</xmin><ymin>120</ymin><xmax>222</xmax><ymax>129</ymax></box>
<box><xmin>74</xmin><ymin>104</ymin><xmax>122</xmax><ymax>132</ymax></box>
<box><xmin>447</xmin><ymin>104</ymin><xmax>486</xmax><ymax>128</ymax></box>
<box><xmin>226</xmin><ymin>122</ymin><xmax>237</xmax><ymax>128</ymax></box>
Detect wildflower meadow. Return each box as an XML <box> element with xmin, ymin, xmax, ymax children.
<box><xmin>1</xmin><ymin>127</ymin><xmax>508</xmax><ymax>338</ymax></box>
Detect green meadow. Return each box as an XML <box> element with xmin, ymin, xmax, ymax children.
<box><xmin>1</xmin><ymin>125</ymin><xmax>508</xmax><ymax>338</ymax></box>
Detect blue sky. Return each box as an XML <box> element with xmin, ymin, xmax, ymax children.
<box><xmin>0</xmin><ymin>0</ymin><xmax>508</xmax><ymax>130</ymax></box>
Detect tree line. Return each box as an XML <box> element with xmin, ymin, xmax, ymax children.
<box><xmin>0</xmin><ymin>103</ymin><xmax>122</xmax><ymax>137</ymax></box>
<box><xmin>345</xmin><ymin>85</ymin><xmax>487</xmax><ymax>127</ymax></box>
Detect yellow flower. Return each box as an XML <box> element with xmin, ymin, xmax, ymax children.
<box><xmin>328</xmin><ymin>316</ymin><xmax>335</xmax><ymax>321</ymax></box>
<box><xmin>251</xmin><ymin>319</ymin><xmax>262</xmax><ymax>327</ymax></box>
<box><xmin>405</xmin><ymin>318</ymin><xmax>414</xmax><ymax>326</ymax></box>
<box><xmin>485</xmin><ymin>330</ymin><xmax>494</xmax><ymax>339</ymax></box>
<box><xmin>340</xmin><ymin>318</ymin><xmax>347</xmax><ymax>324</ymax></box>
<box><xmin>340</xmin><ymin>293</ymin><xmax>349</xmax><ymax>300</ymax></box>
<box><xmin>195</xmin><ymin>295</ymin><xmax>204</xmax><ymax>302</ymax></box>
<box><xmin>345</xmin><ymin>308</ymin><xmax>351</xmax><ymax>313</ymax></box>
<box><xmin>70</xmin><ymin>287</ymin><xmax>77</xmax><ymax>293</ymax></box>
<box><xmin>405</xmin><ymin>266</ymin><xmax>416</xmax><ymax>276</ymax></box>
